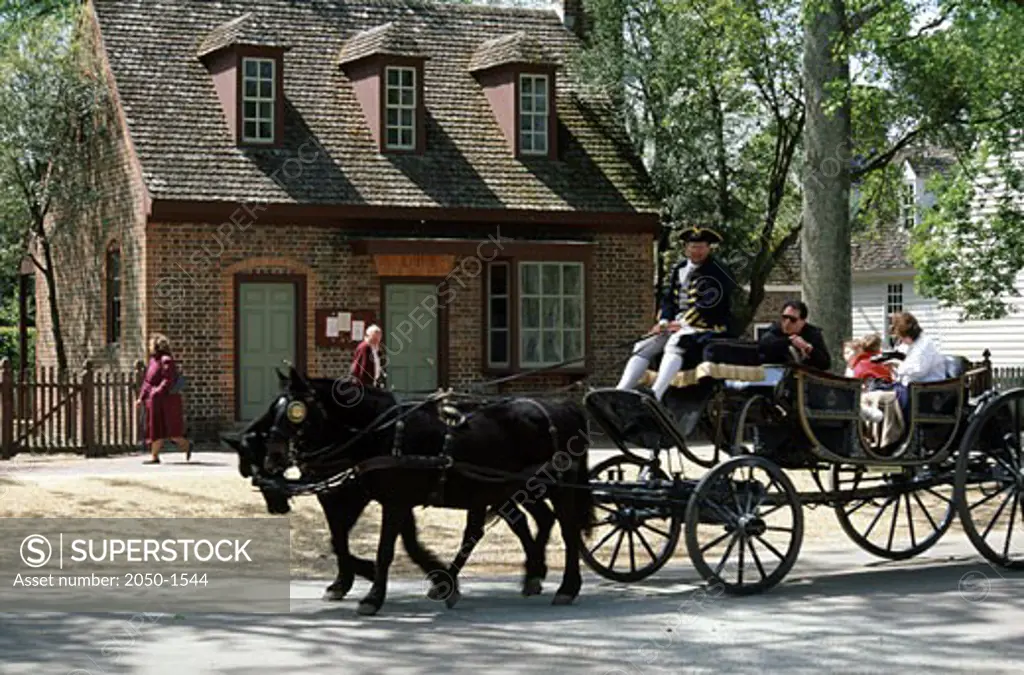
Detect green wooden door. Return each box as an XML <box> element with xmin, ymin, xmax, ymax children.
<box><xmin>384</xmin><ymin>284</ymin><xmax>438</xmax><ymax>392</ymax></box>
<box><xmin>238</xmin><ymin>282</ymin><xmax>296</xmax><ymax>420</ymax></box>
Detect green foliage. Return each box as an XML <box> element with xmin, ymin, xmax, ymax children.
<box><xmin>576</xmin><ymin>0</ymin><xmax>805</xmax><ymax>329</ymax></box>
<box><xmin>0</xmin><ymin>325</ymin><xmax>34</xmax><ymax>372</ymax></box>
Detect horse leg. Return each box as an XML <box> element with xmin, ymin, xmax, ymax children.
<box><xmin>549</xmin><ymin>457</ymin><xmax>592</xmax><ymax>605</ymax></box>
<box><xmin>397</xmin><ymin>507</ymin><xmax>462</xmax><ymax>608</ymax></box>
<box><xmin>317</xmin><ymin>488</ymin><xmax>375</xmax><ymax>601</ymax></box>
<box><xmin>516</xmin><ymin>500</ymin><xmax>555</xmax><ymax>596</ymax></box>
<box><xmin>357</xmin><ymin>505</ymin><xmax>406</xmax><ymax>616</ymax></box>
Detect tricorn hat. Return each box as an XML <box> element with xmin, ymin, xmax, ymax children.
<box><xmin>680</xmin><ymin>226</ymin><xmax>723</xmax><ymax>244</ymax></box>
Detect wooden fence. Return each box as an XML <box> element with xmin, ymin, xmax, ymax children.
<box><xmin>0</xmin><ymin>358</ymin><xmax>145</xmax><ymax>459</ymax></box>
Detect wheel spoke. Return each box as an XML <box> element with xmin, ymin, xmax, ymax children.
<box><xmin>764</xmin><ymin>526</ymin><xmax>793</xmax><ymax>533</ymax></box>
<box><xmin>844</xmin><ymin>498</ymin><xmax>872</xmax><ymax>517</ymax></box>
<box><xmin>911</xmin><ymin>490</ymin><xmax>941</xmax><ymax>532</ymax></box>
<box><xmin>588</xmin><ymin>526</ymin><xmax>621</xmax><ymax>558</ymax></box>
<box><xmin>904</xmin><ymin>493</ymin><xmax>917</xmax><ymax>549</ymax></box>
<box><xmin>700</xmin><ymin>527</ymin><xmax>735</xmax><ymax>554</ymax></box>
<box><xmin>608</xmin><ymin>530</ymin><xmax>626</xmax><ymax>570</ymax></box>
<box><xmin>746</xmin><ymin>537</ymin><xmax>767</xmax><ymax>582</ymax></box>
<box><xmin>754</xmin><ymin>534</ymin><xmax>786</xmax><ymax>561</ymax></box>
<box><xmin>886</xmin><ymin>491</ymin><xmax>902</xmax><ymax>551</ymax></box>
<box><xmin>639</xmin><ymin>522</ymin><xmax>672</xmax><ymax>539</ymax></box>
<box><xmin>1002</xmin><ymin>491</ymin><xmax>1020</xmax><ymax>560</ymax></box>
<box><xmin>628</xmin><ymin>530</ymin><xmax>637</xmax><ymax>572</ymax></box>
<box><xmin>922</xmin><ymin>487</ymin><xmax>952</xmax><ymax>504</ymax></box>
<box><xmin>634</xmin><ymin>527</ymin><xmax>659</xmax><ymax>563</ymax></box>
<box><xmin>969</xmin><ymin>484</ymin><xmax>1011</xmax><ymax>511</ymax></box>
<box><xmin>863</xmin><ymin>496</ymin><xmax>895</xmax><ymax>539</ymax></box>
<box><xmin>737</xmin><ymin>533</ymin><xmax>746</xmax><ymax>586</ymax></box>
<box><xmin>714</xmin><ymin>531</ymin><xmax>740</xmax><ymax>577</ymax></box>
<box><xmin>981</xmin><ymin>488</ymin><xmax>1015</xmax><ymax>541</ymax></box>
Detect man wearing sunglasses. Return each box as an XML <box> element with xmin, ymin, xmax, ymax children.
<box><xmin>758</xmin><ymin>300</ymin><xmax>831</xmax><ymax>371</ymax></box>
<box><xmin>616</xmin><ymin>225</ymin><xmax>736</xmax><ymax>400</ymax></box>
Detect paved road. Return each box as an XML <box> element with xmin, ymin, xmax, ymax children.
<box><xmin>1</xmin><ymin>539</ymin><xmax>1023</xmax><ymax>674</ymax></box>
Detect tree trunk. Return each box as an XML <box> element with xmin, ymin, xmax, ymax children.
<box><xmin>801</xmin><ymin>0</ymin><xmax>852</xmax><ymax>373</ymax></box>
<box><xmin>39</xmin><ymin>236</ymin><xmax>68</xmax><ymax>377</ymax></box>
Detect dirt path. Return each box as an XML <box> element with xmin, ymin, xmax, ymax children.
<box><xmin>0</xmin><ymin>448</ymin><xmax>969</xmax><ymax>581</ymax></box>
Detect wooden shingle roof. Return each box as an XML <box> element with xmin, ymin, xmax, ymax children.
<box><xmin>468</xmin><ymin>31</ymin><xmax>559</xmax><ymax>73</ymax></box>
<box><xmin>196</xmin><ymin>12</ymin><xmax>288</xmax><ymax>57</ymax></box>
<box><xmin>92</xmin><ymin>0</ymin><xmax>657</xmax><ymax>215</ymax></box>
<box><xmin>336</xmin><ymin>21</ymin><xmax>427</xmax><ymax>65</ymax></box>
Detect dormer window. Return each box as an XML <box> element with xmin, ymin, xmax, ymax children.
<box><xmin>196</xmin><ymin>12</ymin><xmax>289</xmax><ymax>148</ymax></box>
<box><xmin>900</xmin><ymin>180</ymin><xmax>916</xmax><ymax>229</ymax></box>
<box><xmin>337</xmin><ymin>22</ymin><xmax>428</xmax><ymax>155</ymax></box>
<box><xmin>385</xmin><ymin>66</ymin><xmax>417</xmax><ymax>150</ymax></box>
<box><xmin>518</xmin><ymin>74</ymin><xmax>549</xmax><ymax>155</ymax></box>
<box><xmin>242</xmin><ymin>57</ymin><xmax>276</xmax><ymax>143</ymax></box>
<box><xmin>469</xmin><ymin>32</ymin><xmax>560</xmax><ymax>160</ymax></box>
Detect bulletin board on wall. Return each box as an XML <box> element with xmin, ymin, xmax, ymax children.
<box><xmin>315</xmin><ymin>309</ymin><xmax>377</xmax><ymax>348</ymax></box>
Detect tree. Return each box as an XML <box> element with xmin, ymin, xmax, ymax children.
<box><xmin>800</xmin><ymin>0</ymin><xmax>1024</xmax><ymax>365</ymax></box>
<box><xmin>0</xmin><ymin>2</ymin><xmax>106</xmax><ymax>375</ymax></box>
<box><xmin>577</xmin><ymin>0</ymin><xmax>806</xmax><ymax>333</ymax></box>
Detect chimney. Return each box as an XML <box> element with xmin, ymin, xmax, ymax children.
<box><xmin>555</xmin><ymin>0</ymin><xmax>586</xmax><ymax>39</ymax></box>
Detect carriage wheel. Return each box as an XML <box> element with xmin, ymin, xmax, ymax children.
<box><xmin>684</xmin><ymin>455</ymin><xmax>803</xmax><ymax>595</ymax></box>
<box><xmin>831</xmin><ymin>464</ymin><xmax>955</xmax><ymax>560</ymax></box>
<box><xmin>582</xmin><ymin>454</ymin><xmax>682</xmax><ymax>583</ymax></box>
<box><xmin>955</xmin><ymin>388</ymin><xmax>1024</xmax><ymax>569</ymax></box>
<box><xmin>731</xmin><ymin>394</ymin><xmax>771</xmax><ymax>455</ymax></box>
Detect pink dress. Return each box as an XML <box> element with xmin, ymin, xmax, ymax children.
<box><xmin>139</xmin><ymin>354</ymin><xmax>185</xmax><ymax>442</ymax></box>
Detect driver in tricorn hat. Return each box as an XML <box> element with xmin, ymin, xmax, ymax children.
<box><xmin>616</xmin><ymin>225</ymin><xmax>736</xmax><ymax>400</ymax></box>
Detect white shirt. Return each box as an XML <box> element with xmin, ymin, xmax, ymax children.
<box><xmin>371</xmin><ymin>344</ymin><xmax>381</xmax><ymax>381</ymax></box>
<box><xmin>895</xmin><ymin>334</ymin><xmax>947</xmax><ymax>385</ymax></box>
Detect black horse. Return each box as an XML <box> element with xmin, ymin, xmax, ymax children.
<box><xmin>234</xmin><ymin>367</ymin><xmax>595</xmax><ymax>615</ymax></box>
<box><xmin>225</xmin><ymin>386</ymin><xmax>557</xmax><ymax>607</ymax></box>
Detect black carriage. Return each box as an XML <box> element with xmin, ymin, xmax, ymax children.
<box><xmin>580</xmin><ymin>354</ymin><xmax>1024</xmax><ymax>594</ymax></box>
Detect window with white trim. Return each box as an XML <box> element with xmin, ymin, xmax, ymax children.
<box><xmin>487</xmin><ymin>262</ymin><xmax>510</xmax><ymax>367</ymax></box>
<box><xmin>519</xmin><ymin>262</ymin><xmax>584</xmax><ymax>367</ymax></box>
<box><xmin>242</xmin><ymin>57</ymin><xmax>275</xmax><ymax>142</ymax></box>
<box><xmin>900</xmin><ymin>180</ymin><xmax>916</xmax><ymax>229</ymax></box>
<box><xmin>385</xmin><ymin>66</ymin><xmax>416</xmax><ymax>149</ymax></box>
<box><xmin>886</xmin><ymin>282</ymin><xmax>904</xmax><ymax>326</ymax></box>
<box><xmin>518</xmin><ymin>74</ymin><xmax>548</xmax><ymax>155</ymax></box>
<box><xmin>754</xmin><ymin>322</ymin><xmax>773</xmax><ymax>342</ymax></box>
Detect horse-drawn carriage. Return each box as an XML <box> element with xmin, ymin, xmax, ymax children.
<box><xmin>228</xmin><ymin>346</ymin><xmax>1024</xmax><ymax>613</ymax></box>
<box><xmin>580</xmin><ymin>352</ymin><xmax>1024</xmax><ymax>594</ymax></box>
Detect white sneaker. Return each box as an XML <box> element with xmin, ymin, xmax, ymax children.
<box><xmin>862</xmin><ymin>407</ymin><xmax>884</xmax><ymax>424</ymax></box>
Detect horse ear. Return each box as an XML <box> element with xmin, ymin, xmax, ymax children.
<box><xmin>220</xmin><ymin>434</ymin><xmax>242</xmax><ymax>452</ymax></box>
<box><xmin>289</xmin><ymin>366</ymin><xmax>308</xmax><ymax>392</ymax></box>
<box><xmin>275</xmin><ymin>368</ymin><xmax>287</xmax><ymax>385</ymax></box>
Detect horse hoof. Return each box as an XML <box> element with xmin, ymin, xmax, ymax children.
<box><xmin>356</xmin><ymin>602</ymin><xmax>380</xmax><ymax>616</ymax></box>
<box><xmin>551</xmin><ymin>593</ymin><xmax>576</xmax><ymax>606</ymax></box>
<box><xmin>427</xmin><ymin>582</ymin><xmax>458</xmax><ymax>602</ymax></box>
<box><xmin>444</xmin><ymin>589</ymin><xmax>462</xmax><ymax>609</ymax></box>
<box><xmin>522</xmin><ymin>577</ymin><xmax>543</xmax><ymax>597</ymax></box>
<box><xmin>323</xmin><ymin>587</ymin><xmax>349</xmax><ymax>602</ymax></box>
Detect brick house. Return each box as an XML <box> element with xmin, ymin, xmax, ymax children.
<box><xmin>33</xmin><ymin>0</ymin><xmax>660</xmax><ymax>439</ymax></box>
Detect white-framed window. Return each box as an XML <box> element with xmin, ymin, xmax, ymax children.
<box><xmin>487</xmin><ymin>262</ymin><xmax>511</xmax><ymax>367</ymax></box>
<box><xmin>385</xmin><ymin>66</ymin><xmax>416</xmax><ymax>149</ymax></box>
<box><xmin>242</xmin><ymin>57</ymin><xmax>275</xmax><ymax>142</ymax></box>
<box><xmin>519</xmin><ymin>262</ymin><xmax>584</xmax><ymax>367</ymax></box>
<box><xmin>886</xmin><ymin>282</ymin><xmax>904</xmax><ymax>328</ymax></box>
<box><xmin>754</xmin><ymin>322</ymin><xmax>773</xmax><ymax>342</ymax></box>
<box><xmin>900</xmin><ymin>180</ymin><xmax>916</xmax><ymax>229</ymax></box>
<box><xmin>518</xmin><ymin>74</ymin><xmax>549</xmax><ymax>155</ymax></box>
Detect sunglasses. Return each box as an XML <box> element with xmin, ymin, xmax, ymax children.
<box><xmin>780</xmin><ymin>314</ymin><xmax>800</xmax><ymax>323</ymax></box>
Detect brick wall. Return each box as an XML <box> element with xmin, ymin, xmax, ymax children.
<box><xmin>143</xmin><ymin>225</ymin><xmax>653</xmax><ymax>439</ymax></box>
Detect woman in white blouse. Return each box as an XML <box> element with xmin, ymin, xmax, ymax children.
<box><xmin>883</xmin><ymin>312</ymin><xmax>948</xmax><ymax>416</ymax></box>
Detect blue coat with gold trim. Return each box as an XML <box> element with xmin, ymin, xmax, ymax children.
<box><xmin>658</xmin><ymin>255</ymin><xmax>736</xmax><ymax>334</ymax></box>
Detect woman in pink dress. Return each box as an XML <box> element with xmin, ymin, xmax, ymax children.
<box><xmin>135</xmin><ymin>333</ymin><xmax>189</xmax><ymax>464</ymax></box>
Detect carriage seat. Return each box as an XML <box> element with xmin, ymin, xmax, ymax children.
<box><xmin>944</xmin><ymin>355</ymin><xmax>969</xmax><ymax>379</ymax></box>
<box><xmin>723</xmin><ymin>364</ymin><xmax>787</xmax><ymax>392</ymax></box>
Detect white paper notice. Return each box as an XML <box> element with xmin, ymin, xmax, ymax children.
<box><xmin>351</xmin><ymin>320</ymin><xmax>365</xmax><ymax>341</ymax></box>
<box><xmin>326</xmin><ymin>317</ymin><xmax>339</xmax><ymax>338</ymax></box>
<box><xmin>337</xmin><ymin>312</ymin><xmax>352</xmax><ymax>332</ymax></box>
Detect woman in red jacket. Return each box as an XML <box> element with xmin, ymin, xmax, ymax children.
<box><xmin>846</xmin><ymin>334</ymin><xmax>894</xmax><ymax>382</ymax></box>
<box><xmin>135</xmin><ymin>333</ymin><xmax>190</xmax><ymax>464</ymax></box>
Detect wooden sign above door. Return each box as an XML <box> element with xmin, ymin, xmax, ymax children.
<box><xmin>373</xmin><ymin>254</ymin><xmax>456</xmax><ymax>278</ymax></box>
